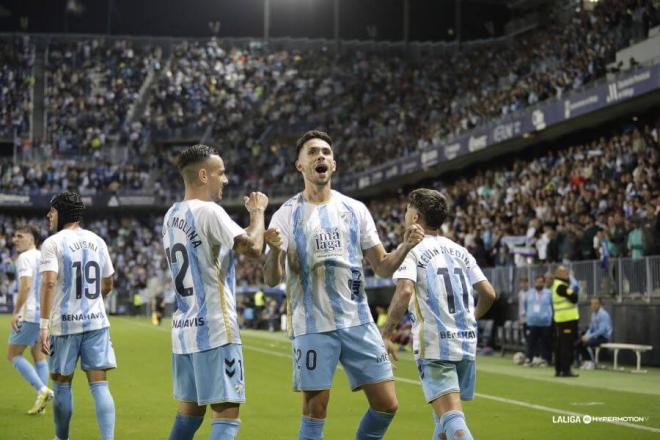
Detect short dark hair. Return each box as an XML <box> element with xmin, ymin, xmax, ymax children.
<box><xmin>176</xmin><ymin>144</ymin><xmax>218</xmax><ymax>171</ymax></box>
<box><xmin>295</xmin><ymin>130</ymin><xmax>333</xmax><ymax>157</ymax></box>
<box><xmin>16</xmin><ymin>225</ymin><xmax>40</xmax><ymax>245</ymax></box>
<box><xmin>407</xmin><ymin>188</ymin><xmax>448</xmax><ymax>230</ymax></box>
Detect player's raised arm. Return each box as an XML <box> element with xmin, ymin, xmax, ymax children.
<box><xmin>364</xmin><ymin>223</ymin><xmax>424</xmax><ymax>278</ymax></box>
<box><xmin>473</xmin><ymin>280</ymin><xmax>496</xmax><ymax>320</ymax></box>
<box><xmin>233</xmin><ymin>191</ymin><xmax>268</xmax><ymax>259</ymax></box>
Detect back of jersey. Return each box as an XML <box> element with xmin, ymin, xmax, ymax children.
<box><xmin>393</xmin><ymin>236</ymin><xmax>486</xmax><ymax>361</ymax></box>
<box><xmin>40</xmin><ymin>228</ymin><xmax>115</xmax><ymax>336</ymax></box>
<box><xmin>162</xmin><ymin>200</ymin><xmax>245</xmax><ymax>355</ymax></box>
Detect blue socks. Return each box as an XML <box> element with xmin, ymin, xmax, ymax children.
<box><xmin>168</xmin><ymin>414</ymin><xmax>203</xmax><ymax>440</ymax></box>
<box><xmin>11</xmin><ymin>355</ymin><xmax>45</xmax><ymax>391</ymax></box>
<box><xmin>440</xmin><ymin>410</ymin><xmax>472</xmax><ymax>440</ymax></box>
<box><xmin>35</xmin><ymin>359</ymin><xmax>50</xmax><ymax>387</ymax></box>
<box><xmin>90</xmin><ymin>381</ymin><xmax>115</xmax><ymax>440</ymax></box>
<box><xmin>299</xmin><ymin>416</ymin><xmax>326</xmax><ymax>440</ymax></box>
<box><xmin>356</xmin><ymin>407</ymin><xmax>396</xmax><ymax>439</ymax></box>
<box><xmin>210</xmin><ymin>419</ymin><xmax>241</xmax><ymax>440</ymax></box>
<box><xmin>53</xmin><ymin>382</ymin><xmax>73</xmax><ymax>440</ymax></box>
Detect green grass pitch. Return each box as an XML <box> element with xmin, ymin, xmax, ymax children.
<box><xmin>0</xmin><ymin>315</ymin><xmax>658</xmax><ymax>439</ymax></box>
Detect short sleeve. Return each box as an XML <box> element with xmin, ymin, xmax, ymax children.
<box><xmin>358</xmin><ymin>203</ymin><xmax>381</xmax><ymax>250</ymax></box>
<box><xmin>267</xmin><ymin>205</ymin><xmax>291</xmax><ymax>252</ymax></box>
<box><xmin>39</xmin><ymin>238</ymin><xmax>59</xmax><ymax>273</ymax></box>
<box><xmin>204</xmin><ymin>204</ymin><xmax>245</xmax><ymax>250</ymax></box>
<box><xmin>15</xmin><ymin>253</ymin><xmax>32</xmax><ymax>278</ymax></box>
<box><xmin>100</xmin><ymin>239</ymin><xmax>115</xmax><ymax>278</ymax></box>
<box><xmin>466</xmin><ymin>253</ymin><xmax>487</xmax><ymax>285</ymax></box>
<box><xmin>393</xmin><ymin>252</ymin><xmax>417</xmax><ymax>282</ymax></box>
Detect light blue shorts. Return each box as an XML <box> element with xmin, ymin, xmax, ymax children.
<box><xmin>8</xmin><ymin>321</ymin><xmax>40</xmax><ymax>346</ymax></box>
<box><xmin>172</xmin><ymin>344</ymin><xmax>245</xmax><ymax>405</ymax></box>
<box><xmin>292</xmin><ymin>323</ymin><xmax>393</xmax><ymax>392</ymax></box>
<box><xmin>417</xmin><ymin>358</ymin><xmax>476</xmax><ymax>402</ymax></box>
<box><xmin>49</xmin><ymin>327</ymin><xmax>117</xmax><ymax>376</ymax></box>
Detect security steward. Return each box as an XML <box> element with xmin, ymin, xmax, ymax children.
<box><xmin>551</xmin><ymin>265</ymin><xmax>579</xmax><ymax>377</ymax></box>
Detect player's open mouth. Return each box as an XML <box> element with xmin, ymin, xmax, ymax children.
<box><xmin>315</xmin><ymin>164</ymin><xmax>328</xmax><ymax>174</ymax></box>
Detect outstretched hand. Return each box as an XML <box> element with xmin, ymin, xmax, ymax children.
<box><xmin>244</xmin><ymin>192</ymin><xmax>269</xmax><ymax>213</ymax></box>
<box><xmin>403</xmin><ymin>224</ymin><xmax>425</xmax><ymax>250</ymax></box>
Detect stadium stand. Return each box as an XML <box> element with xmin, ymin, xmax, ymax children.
<box><xmin>0</xmin><ymin>36</ymin><xmax>33</xmax><ymax>140</ymax></box>
<box><xmin>45</xmin><ymin>38</ymin><xmax>160</xmax><ymax>155</ymax></box>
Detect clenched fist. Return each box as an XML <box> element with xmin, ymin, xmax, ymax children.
<box><xmin>265</xmin><ymin>227</ymin><xmax>283</xmax><ymax>251</ymax></box>
<box><xmin>403</xmin><ymin>223</ymin><xmax>424</xmax><ymax>250</ymax></box>
<box><xmin>244</xmin><ymin>192</ymin><xmax>268</xmax><ymax>213</ymax></box>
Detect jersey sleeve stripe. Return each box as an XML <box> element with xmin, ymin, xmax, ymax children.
<box><xmin>185</xmin><ymin>208</ymin><xmax>210</xmax><ymax>351</ymax></box>
<box><xmin>341</xmin><ymin>201</ymin><xmax>371</xmax><ymax>325</ymax></box>
<box><xmin>292</xmin><ymin>201</ymin><xmax>316</xmax><ymax>334</ymax></box>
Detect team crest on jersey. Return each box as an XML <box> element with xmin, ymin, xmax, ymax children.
<box><xmin>340</xmin><ymin>211</ymin><xmax>352</xmax><ymax>222</ymax></box>
<box><xmin>313</xmin><ymin>227</ymin><xmax>343</xmax><ymax>257</ymax></box>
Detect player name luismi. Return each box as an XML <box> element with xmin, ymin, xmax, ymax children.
<box><xmin>68</xmin><ymin>240</ymin><xmax>99</xmax><ymax>253</ymax></box>
<box><xmin>164</xmin><ymin>215</ymin><xmax>202</xmax><ymax>248</ymax></box>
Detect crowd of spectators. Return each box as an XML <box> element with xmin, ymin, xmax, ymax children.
<box><xmin>148</xmin><ymin>0</ymin><xmax>660</xmax><ymax>196</ymax></box>
<box><xmin>3</xmin><ymin>0</ymin><xmax>659</xmax><ymax>199</ymax></box>
<box><xmin>369</xmin><ymin>124</ymin><xmax>659</xmax><ymax>269</ymax></box>
<box><xmin>0</xmin><ymin>158</ymin><xmax>152</xmax><ymax>194</ymax></box>
<box><xmin>0</xmin><ymin>36</ymin><xmax>34</xmax><ymax>139</ymax></box>
<box><xmin>45</xmin><ymin>38</ymin><xmax>161</xmax><ymax>155</ymax></box>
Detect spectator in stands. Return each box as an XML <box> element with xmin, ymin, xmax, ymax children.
<box><xmin>576</xmin><ymin>297</ymin><xmax>613</xmax><ymax>369</ymax></box>
<box><xmin>523</xmin><ymin>275</ymin><xmax>553</xmax><ymax>367</ymax></box>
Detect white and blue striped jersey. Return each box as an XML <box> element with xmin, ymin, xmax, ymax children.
<box><xmin>39</xmin><ymin>228</ymin><xmax>115</xmax><ymax>336</ymax></box>
<box><xmin>268</xmin><ymin>191</ymin><xmax>381</xmax><ymax>337</ymax></box>
<box><xmin>393</xmin><ymin>235</ymin><xmax>486</xmax><ymax>361</ymax></box>
<box><xmin>15</xmin><ymin>248</ymin><xmax>41</xmax><ymax>323</ymax></box>
<box><xmin>162</xmin><ymin>200</ymin><xmax>245</xmax><ymax>355</ymax></box>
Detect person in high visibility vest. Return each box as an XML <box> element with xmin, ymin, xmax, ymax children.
<box><xmin>551</xmin><ymin>265</ymin><xmax>579</xmax><ymax>377</ymax></box>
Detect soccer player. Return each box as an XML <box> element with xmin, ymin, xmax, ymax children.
<box><xmin>7</xmin><ymin>225</ymin><xmax>53</xmax><ymax>415</ymax></box>
<box><xmin>163</xmin><ymin>144</ymin><xmax>268</xmax><ymax>440</ymax></box>
<box><xmin>263</xmin><ymin>130</ymin><xmax>424</xmax><ymax>440</ymax></box>
<box><xmin>39</xmin><ymin>192</ymin><xmax>117</xmax><ymax>440</ymax></box>
<box><xmin>381</xmin><ymin>189</ymin><xmax>496</xmax><ymax>440</ymax></box>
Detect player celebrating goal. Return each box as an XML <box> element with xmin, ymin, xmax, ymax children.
<box><xmin>39</xmin><ymin>192</ymin><xmax>117</xmax><ymax>440</ymax></box>
<box><xmin>163</xmin><ymin>144</ymin><xmax>267</xmax><ymax>440</ymax></box>
<box><xmin>382</xmin><ymin>189</ymin><xmax>496</xmax><ymax>440</ymax></box>
<box><xmin>7</xmin><ymin>225</ymin><xmax>53</xmax><ymax>415</ymax></box>
<box><xmin>263</xmin><ymin>130</ymin><xmax>424</xmax><ymax>440</ymax></box>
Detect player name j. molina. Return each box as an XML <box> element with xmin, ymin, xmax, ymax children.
<box><xmin>163</xmin><ymin>215</ymin><xmax>202</xmax><ymax>248</ymax></box>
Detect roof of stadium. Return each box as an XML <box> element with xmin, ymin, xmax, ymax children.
<box><xmin>0</xmin><ymin>0</ymin><xmax>549</xmax><ymax>42</ymax></box>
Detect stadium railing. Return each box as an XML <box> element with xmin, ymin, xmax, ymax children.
<box><xmin>480</xmin><ymin>256</ymin><xmax>660</xmax><ymax>303</ymax></box>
